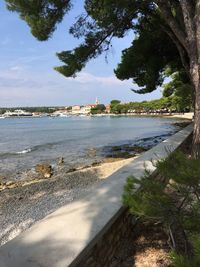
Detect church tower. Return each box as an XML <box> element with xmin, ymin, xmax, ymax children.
<box><xmin>95</xmin><ymin>97</ymin><xmax>99</xmax><ymax>105</ymax></box>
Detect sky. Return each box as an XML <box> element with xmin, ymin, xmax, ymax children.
<box><xmin>0</xmin><ymin>1</ymin><xmax>162</xmax><ymax>107</ymax></box>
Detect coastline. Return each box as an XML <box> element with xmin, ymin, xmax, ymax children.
<box><xmin>0</xmin><ymin>119</ymin><xmax>190</xmax><ymax>247</ymax></box>
<box><xmin>91</xmin><ymin>112</ymin><xmax>194</xmax><ymax>119</ymax></box>
<box><xmin>167</xmin><ymin>112</ymin><xmax>193</xmax><ymax>120</ymax></box>
<box><xmin>0</xmin><ymin>111</ymin><xmax>194</xmax><ymax>119</ymax></box>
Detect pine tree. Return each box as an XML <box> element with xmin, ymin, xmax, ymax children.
<box><xmin>123</xmin><ymin>151</ymin><xmax>200</xmax><ymax>266</ymax></box>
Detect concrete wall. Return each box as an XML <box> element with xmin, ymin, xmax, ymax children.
<box><xmin>0</xmin><ymin>124</ymin><xmax>193</xmax><ymax>267</ymax></box>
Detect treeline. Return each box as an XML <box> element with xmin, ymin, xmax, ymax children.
<box><xmin>110</xmin><ymin>95</ymin><xmax>192</xmax><ymax>114</ymax></box>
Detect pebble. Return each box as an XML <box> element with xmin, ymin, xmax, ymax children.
<box><xmin>0</xmin><ymin>167</ymin><xmax>102</xmax><ymax>247</ymax></box>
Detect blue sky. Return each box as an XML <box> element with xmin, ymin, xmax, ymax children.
<box><xmin>0</xmin><ymin>1</ymin><xmax>162</xmax><ymax>107</ymax></box>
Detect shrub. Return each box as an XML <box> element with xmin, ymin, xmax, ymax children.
<box><xmin>123</xmin><ymin>151</ymin><xmax>200</xmax><ymax>266</ymax></box>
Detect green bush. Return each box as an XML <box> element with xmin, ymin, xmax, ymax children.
<box><xmin>123</xmin><ymin>151</ymin><xmax>200</xmax><ymax>266</ymax></box>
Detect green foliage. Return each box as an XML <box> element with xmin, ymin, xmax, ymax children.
<box><xmin>123</xmin><ymin>175</ymin><xmax>174</xmax><ymax>221</ymax></box>
<box><xmin>123</xmin><ymin>151</ymin><xmax>200</xmax><ymax>264</ymax></box>
<box><xmin>115</xmin><ymin>17</ymin><xmax>180</xmax><ymax>94</ymax></box>
<box><xmin>170</xmin><ymin>251</ymin><xmax>195</xmax><ymax>267</ymax></box>
<box><xmin>90</xmin><ymin>104</ymin><xmax>106</xmax><ymax>114</ymax></box>
<box><xmin>109</xmin><ymin>96</ymin><xmax>191</xmax><ymax>114</ymax></box>
<box><xmin>110</xmin><ymin>100</ymin><xmax>121</xmax><ymax>113</ymax></box>
<box><xmin>5</xmin><ymin>0</ymin><xmax>71</xmax><ymax>41</ymax></box>
<box><xmin>66</xmin><ymin>106</ymin><xmax>72</xmax><ymax>111</ymax></box>
<box><xmin>170</xmin><ymin>238</ymin><xmax>200</xmax><ymax>267</ymax></box>
<box><xmin>163</xmin><ymin>71</ymin><xmax>192</xmax><ymax>112</ymax></box>
<box><xmin>156</xmin><ymin>151</ymin><xmax>200</xmax><ymax>187</ymax></box>
<box><xmin>110</xmin><ymin>100</ymin><xmax>121</xmax><ymax>105</ymax></box>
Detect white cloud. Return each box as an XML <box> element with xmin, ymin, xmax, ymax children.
<box><xmin>0</xmin><ymin>66</ymin><xmax>139</xmax><ymax>107</ymax></box>
<box><xmin>10</xmin><ymin>65</ymin><xmax>24</xmax><ymax>72</ymax></box>
<box><xmin>67</xmin><ymin>72</ymin><xmax>131</xmax><ymax>86</ymax></box>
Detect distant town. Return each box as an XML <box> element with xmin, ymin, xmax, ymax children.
<box><xmin>0</xmin><ymin>96</ymin><xmax>192</xmax><ymax>119</ymax></box>
<box><xmin>0</xmin><ymin>98</ymin><xmax>111</xmax><ymax>118</ymax></box>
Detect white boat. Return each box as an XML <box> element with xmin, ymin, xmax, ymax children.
<box><xmin>59</xmin><ymin>113</ymin><xmax>68</xmax><ymax>117</ymax></box>
<box><xmin>3</xmin><ymin>109</ymin><xmax>33</xmax><ymax>117</ymax></box>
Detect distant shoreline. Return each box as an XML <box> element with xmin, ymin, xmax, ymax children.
<box><xmin>0</xmin><ymin>112</ymin><xmax>193</xmax><ymax>120</ymax></box>
<box><xmin>91</xmin><ymin>112</ymin><xmax>193</xmax><ymax>120</ymax></box>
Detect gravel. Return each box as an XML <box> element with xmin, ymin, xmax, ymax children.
<box><xmin>0</xmin><ymin>158</ymin><xmax>133</xmax><ymax>246</ymax></box>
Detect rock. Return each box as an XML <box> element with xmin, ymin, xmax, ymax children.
<box><xmin>8</xmin><ymin>184</ymin><xmax>17</xmax><ymax>189</ymax></box>
<box><xmin>111</xmin><ymin>146</ymin><xmax>122</xmax><ymax>152</ymax></box>
<box><xmin>87</xmin><ymin>148</ymin><xmax>97</xmax><ymax>157</ymax></box>
<box><xmin>6</xmin><ymin>181</ymin><xmax>14</xmax><ymax>186</ymax></box>
<box><xmin>35</xmin><ymin>163</ymin><xmax>53</xmax><ymax>178</ymax></box>
<box><xmin>131</xmin><ymin>146</ymin><xmax>147</xmax><ymax>153</ymax></box>
<box><xmin>107</xmin><ymin>151</ymin><xmax>134</xmax><ymax>159</ymax></box>
<box><xmin>58</xmin><ymin>157</ymin><xmax>64</xmax><ymax>165</ymax></box>
<box><xmin>44</xmin><ymin>173</ymin><xmax>51</xmax><ymax>178</ymax></box>
<box><xmin>91</xmin><ymin>161</ymin><xmax>101</xmax><ymax>167</ymax></box>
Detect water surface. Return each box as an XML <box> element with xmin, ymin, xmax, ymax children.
<box><xmin>0</xmin><ymin>116</ymin><xmax>179</xmax><ymax>178</ymax></box>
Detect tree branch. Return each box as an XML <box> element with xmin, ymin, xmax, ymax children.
<box><xmin>179</xmin><ymin>0</ymin><xmax>196</xmax><ymax>56</ymax></box>
<box><xmin>195</xmin><ymin>0</ymin><xmax>200</xmax><ymax>63</ymax></box>
<box><xmin>161</xmin><ymin>25</ymin><xmax>190</xmax><ymax>76</ymax></box>
<box><xmin>156</xmin><ymin>0</ymin><xmax>189</xmax><ymax>53</ymax></box>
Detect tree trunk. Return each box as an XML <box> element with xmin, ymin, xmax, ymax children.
<box><xmin>169</xmin><ymin>220</ymin><xmax>193</xmax><ymax>257</ymax></box>
<box><xmin>191</xmin><ymin>63</ymin><xmax>200</xmax><ymax>158</ymax></box>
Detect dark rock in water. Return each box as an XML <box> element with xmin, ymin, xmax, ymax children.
<box><xmin>91</xmin><ymin>161</ymin><xmax>101</xmax><ymax>167</ymax></box>
<box><xmin>173</xmin><ymin>121</ymin><xmax>190</xmax><ymax>128</ymax></box>
<box><xmin>106</xmin><ymin>151</ymin><xmax>134</xmax><ymax>159</ymax></box>
<box><xmin>125</xmin><ymin>145</ymin><xmax>148</xmax><ymax>153</ymax></box>
<box><xmin>112</xmin><ymin>146</ymin><xmax>122</xmax><ymax>151</ymax></box>
<box><xmin>35</xmin><ymin>163</ymin><xmax>53</xmax><ymax>178</ymax></box>
<box><xmin>104</xmin><ymin>143</ymin><xmax>148</xmax><ymax>159</ymax></box>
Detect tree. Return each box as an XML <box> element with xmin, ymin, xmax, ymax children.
<box><xmin>123</xmin><ymin>151</ymin><xmax>200</xmax><ymax>263</ymax></box>
<box><xmin>114</xmin><ymin>16</ymin><xmax>182</xmax><ymax>94</ymax></box>
<box><xmin>110</xmin><ymin>100</ymin><xmax>121</xmax><ymax>106</ymax></box>
<box><xmin>5</xmin><ymin>1</ymin><xmax>200</xmax><ymax>157</ymax></box>
<box><xmin>163</xmin><ymin>71</ymin><xmax>193</xmax><ymax>112</ymax></box>
<box><xmin>110</xmin><ymin>100</ymin><xmax>121</xmax><ymax>113</ymax></box>
<box><xmin>66</xmin><ymin>106</ymin><xmax>72</xmax><ymax>111</ymax></box>
<box><xmin>90</xmin><ymin>104</ymin><xmax>106</xmax><ymax>114</ymax></box>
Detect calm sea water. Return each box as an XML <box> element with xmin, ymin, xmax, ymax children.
<box><xmin>0</xmin><ymin>116</ymin><xmax>179</xmax><ymax>178</ymax></box>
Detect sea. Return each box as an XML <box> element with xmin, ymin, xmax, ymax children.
<box><xmin>0</xmin><ymin>116</ymin><xmax>181</xmax><ymax>179</ymax></box>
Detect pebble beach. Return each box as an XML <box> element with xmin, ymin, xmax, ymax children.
<box><xmin>0</xmin><ymin>158</ymin><xmax>134</xmax><ymax>246</ymax></box>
